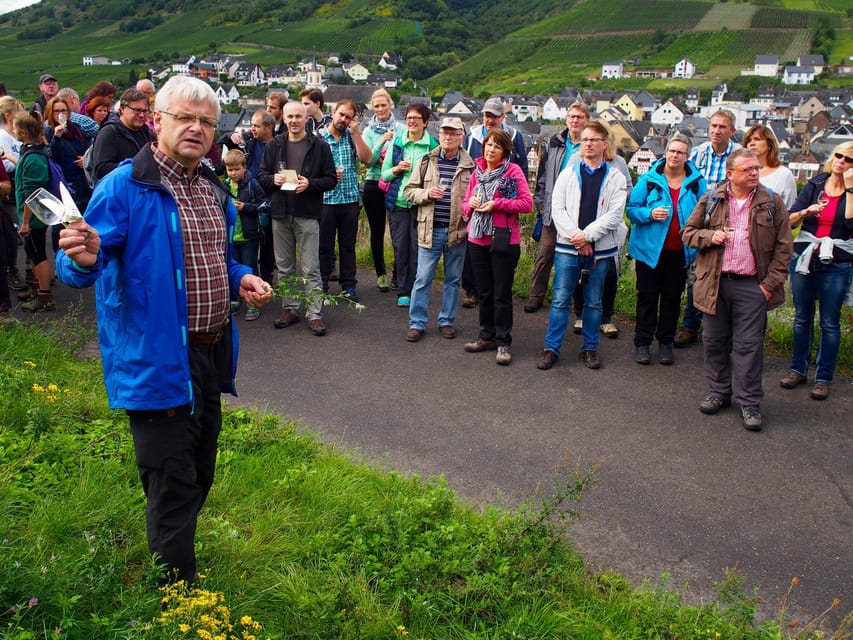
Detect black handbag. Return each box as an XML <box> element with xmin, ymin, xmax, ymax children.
<box><xmin>491</xmin><ymin>224</ymin><xmax>511</xmax><ymax>254</ymax></box>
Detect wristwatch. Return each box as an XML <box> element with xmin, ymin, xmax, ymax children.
<box><xmin>845</xmin><ymin>186</ymin><xmax>853</xmax><ymax>194</ymax></box>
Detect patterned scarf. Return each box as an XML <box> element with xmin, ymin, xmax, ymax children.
<box><xmin>369</xmin><ymin>113</ymin><xmax>397</xmax><ymax>134</ymax></box>
<box><xmin>469</xmin><ymin>159</ymin><xmax>510</xmax><ymax>240</ymax></box>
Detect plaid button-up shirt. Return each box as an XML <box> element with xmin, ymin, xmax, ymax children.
<box><xmin>323</xmin><ymin>129</ymin><xmax>359</xmax><ymax>205</ymax></box>
<box><xmin>721</xmin><ymin>187</ymin><xmax>757</xmax><ymax>276</ymax></box>
<box><xmin>154</xmin><ymin>147</ymin><xmax>230</xmax><ymax>333</ymax></box>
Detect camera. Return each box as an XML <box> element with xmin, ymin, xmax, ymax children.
<box><xmin>579</xmin><ymin>269</ymin><xmax>590</xmax><ymax>285</ymax></box>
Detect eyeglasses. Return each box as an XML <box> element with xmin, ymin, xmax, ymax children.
<box><xmin>730</xmin><ymin>165</ymin><xmax>760</xmax><ymax>173</ymax></box>
<box><xmin>124</xmin><ymin>105</ymin><xmax>150</xmax><ymax>116</ymax></box>
<box><xmin>52</xmin><ymin>108</ymin><xmax>68</xmax><ymax>113</ymax></box>
<box><xmin>834</xmin><ymin>152</ymin><xmax>853</xmax><ymax>163</ymax></box>
<box><xmin>666</xmin><ymin>149</ymin><xmax>687</xmax><ymax>156</ymax></box>
<box><xmin>159</xmin><ymin>111</ymin><xmax>218</xmax><ymax>130</ymax></box>
<box><xmin>405</xmin><ymin>116</ymin><xmax>424</xmax><ymax>122</ymax></box>
<box><xmin>580</xmin><ymin>137</ymin><xmax>606</xmax><ymax>144</ymax></box>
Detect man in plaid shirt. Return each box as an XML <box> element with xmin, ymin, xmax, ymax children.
<box><xmin>319</xmin><ymin>99</ymin><xmax>372</xmax><ymax>301</ymax></box>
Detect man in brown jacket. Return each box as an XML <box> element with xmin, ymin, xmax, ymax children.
<box><xmin>403</xmin><ymin>117</ymin><xmax>474</xmax><ymax>342</ymax></box>
<box><xmin>681</xmin><ymin>149</ymin><xmax>792</xmax><ymax>431</ymax></box>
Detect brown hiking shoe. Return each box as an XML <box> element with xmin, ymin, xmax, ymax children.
<box><xmin>21</xmin><ymin>292</ymin><xmax>56</xmax><ymax>313</ymax></box>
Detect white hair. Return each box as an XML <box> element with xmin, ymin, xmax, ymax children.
<box><xmin>154</xmin><ymin>76</ymin><xmax>219</xmax><ymax>121</ymax></box>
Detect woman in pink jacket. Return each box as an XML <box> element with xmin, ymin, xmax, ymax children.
<box><xmin>462</xmin><ymin>129</ymin><xmax>533</xmax><ymax>365</ymax></box>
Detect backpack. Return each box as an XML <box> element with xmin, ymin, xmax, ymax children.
<box><xmin>21</xmin><ymin>145</ymin><xmax>73</xmax><ymax>199</ymax></box>
<box><xmin>82</xmin><ymin>144</ymin><xmax>96</xmax><ymax>189</ymax></box>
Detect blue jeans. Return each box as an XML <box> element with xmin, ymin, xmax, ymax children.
<box><xmin>790</xmin><ymin>258</ymin><xmax>852</xmax><ymax>383</ymax></box>
<box><xmin>232</xmin><ymin>240</ymin><xmax>259</xmax><ymax>274</ymax></box>
<box><xmin>544</xmin><ymin>253</ymin><xmax>612</xmax><ymax>355</ymax></box>
<box><xmin>408</xmin><ymin>226</ymin><xmax>466</xmax><ymax>330</ymax></box>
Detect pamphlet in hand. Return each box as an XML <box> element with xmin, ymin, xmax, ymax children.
<box><xmin>279</xmin><ymin>169</ymin><xmax>298</xmax><ymax>191</ymax></box>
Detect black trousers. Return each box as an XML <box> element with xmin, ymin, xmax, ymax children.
<box><xmin>128</xmin><ymin>340</ymin><xmax>227</xmax><ymax>584</ymax></box>
<box><xmin>468</xmin><ymin>241</ymin><xmax>520</xmax><ymax>347</ymax></box>
<box><xmin>362</xmin><ymin>180</ymin><xmax>388</xmax><ymax>277</ymax></box>
<box><xmin>320</xmin><ymin>202</ymin><xmax>360</xmax><ymax>290</ymax></box>
<box><xmin>634</xmin><ymin>250</ymin><xmax>687</xmax><ymax>347</ymax></box>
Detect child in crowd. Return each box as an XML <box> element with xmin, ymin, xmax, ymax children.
<box><xmin>223</xmin><ymin>149</ymin><xmax>270</xmax><ymax>321</ymax></box>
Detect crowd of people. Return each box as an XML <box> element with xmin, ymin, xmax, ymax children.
<box><xmin>1</xmin><ymin>76</ymin><xmax>852</xmax><ymax>419</ymax></box>
<box><xmin>0</xmin><ymin>71</ymin><xmax>850</xmax><ymax>587</ymax></box>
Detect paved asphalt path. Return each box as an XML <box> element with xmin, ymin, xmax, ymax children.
<box><xmin>41</xmin><ymin>270</ymin><xmax>851</xmax><ymax>625</ymax></box>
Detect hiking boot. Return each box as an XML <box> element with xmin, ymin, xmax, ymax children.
<box><xmin>21</xmin><ymin>292</ymin><xmax>56</xmax><ymax>313</ymax></box>
<box><xmin>674</xmin><ymin>329</ymin><xmax>698</xmax><ymax>348</ymax></box>
<box><xmin>810</xmin><ymin>382</ymin><xmax>830</xmax><ymax>401</ymax></box>
<box><xmin>578</xmin><ymin>349</ymin><xmax>601</xmax><ymax>369</ymax></box>
<box><xmin>16</xmin><ymin>288</ymin><xmax>36</xmax><ymax>302</ymax></box>
<box><xmin>495</xmin><ymin>345</ymin><xmax>512</xmax><ymax>365</ymax></box>
<box><xmin>244</xmin><ymin>306</ymin><xmax>260</xmax><ymax>321</ymax></box>
<box><xmin>537</xmin><ymin>350</ymin><xmax>558</xmax><ymax>370</ymax></box>
<box><xmin>439</xmin><ymin>325</ymin><xmax>456</xmax><ymax>339</ymax></box>
<box><xmin>376</xmin><ymin>274</ymin><xmax>390</xmax><ymax>292</ymax></box>
<box><xmin>740</xmin><ymin>405</ymin><xmax>763</xmax><ymax>431</ymax></box>
<box><xmin>699</xmin><ymin>393</ymin><xmax>730</xmax><ymax>415</ymax></box>
<box><xmin>658</xmin><ymin>343</ymin><xmax>674</xmax><ymax>365</ymax></box>
<box><xmin>523</xmin><ymin>298</ymin><xmax>543</xmax><ymax>313</ymax></box>
<box><xmin>635</xmin><ymin>345</ymin><xmax>651</xmax><ymax>365</ymax></box>
<box><xmin>406</xmin><ymin>328</ymin><xmax>424</xmax><ymax>342</ymax></box>
<box><xmin>274</xmin><ymin>309</ymin><xmax>300</xmax><ymax>329</ymax></box>
<box><xmin>464</xmin><ymin>338</ymin><xmax>497</xmax><ymax>353</ymax></box>
<box><xmin>462</xmin><ymin>294</ymin><xmax>478</xmax><ymax>308</ymax></box>
<box><xmin>308</xmin><ymin>318</ymin><xmax>326</xmax><ymax>336</ymax></box>
<box><xmin>7</xmin><ymin>271</ymin><xmax>28</xmax><ymax>292</ymax></box>
<box><xmin>780</xmin><ymin>371</ymin><xmax>806</xmax><ymax>389</ymax></box>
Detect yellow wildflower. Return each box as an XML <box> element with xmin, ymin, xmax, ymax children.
<box><xmin>178</xmin><ymin>623</ymin><xmax>190</xmax><ymax>633</ymax></box>
<box><xmin>23</xmin><ymin>360</ymin><xmax>36</xmax><ymax>368</ymax></box>
<box><xmin>32</xmin><ymin>383</ymin><xmax>45</xmax><ymax>393</ymax></box>
<box><xmin>47</xmin><ymin>383</ymin><xmax>59</xmax><ymax>393</ymax></box>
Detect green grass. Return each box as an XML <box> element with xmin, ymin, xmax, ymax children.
<box><xmin>2</xmin><ymin>314</ymin><xmax>848</xmax><ymax>639</ymax></box>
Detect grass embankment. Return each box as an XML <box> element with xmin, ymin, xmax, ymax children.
<box><xmin>2</xmin><ymin>307</ymin><xmax>849</xmax><ymax>639</ymax></box>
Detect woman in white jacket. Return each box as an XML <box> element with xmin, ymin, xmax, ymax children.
<box><xmin>538</xmin><ymin>120</ymin><xmax>627</xmax><ymax>371</ymax></box>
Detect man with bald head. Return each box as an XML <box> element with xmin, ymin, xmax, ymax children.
<box><xmin>258</xmin><ymin>101</ymin><xmax>337</xmax><ymax>336</ymax></box>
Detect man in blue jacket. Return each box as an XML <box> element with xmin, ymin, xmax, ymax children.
<box><xmin>56</xmin><ymin>76</ymin><xmax>272</xmax><ymax>585</ymax></box>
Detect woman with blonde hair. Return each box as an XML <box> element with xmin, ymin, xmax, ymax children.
<box><xmin>781</xmin><ymin>142</ymin><xmax>853</xmax><ymax>400</ymax></box>
<box><xmin>744</xmin><ymin>124</ymin><xmax>797</xmax><ymax>208</ymax></box>
<box><xmin>0</xmin><ymin>96</ymin><xmax>26</xmax><ymax>292</ymax></box>
<box><xmin>362</xmin><ymin>88</ymin><xmax>406</xmax><ymax>292</ymax></box>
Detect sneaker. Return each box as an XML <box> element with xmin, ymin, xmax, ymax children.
<box><xmin>244</xmin><ymin>306</ymin><xmax>260</xmax><ymax>321</ymax></box>
<box><xmin>810</xmin><ymin>382</ymin><xmax>829</xmax><ymax>401</ymax></box>
<box><xmin>780</xmin><ymin>371</ymin><xmax>807</xmax><ymax>389</ymax></box>
<box><xmin>600</xmin><ymin>322</ymin><xmax>619</xmax><ymax>338</ymax></box>
<box><xmin>674</xmin><ymin>329</ymin><xmax>698</xmax><ymax>348</ymax></box>
<box><xmin>397</xmin><ymin>295</ymin><xmax>410</xmax><ymax>307</ymax></box>
<box><xmin>699</xmin><ymin>393</ymin><xmax>731</xmax><ymax>415</ymax></box>
<box><xmin>658</xmin><ymin>343</ymin><xmax>674</xmax><ymax>365</ymax></box>
<box><xmin>523</xmin><ymin>298</ymin><xmax>543</xmax><ymax>313</ymax></box>
<box><xmin>572</xmin><ymin>319</ymin><xmax>582</xmax><ymax>335</ymax></box>
<box><xmin>634</xmin><ymin>345</ymin><xmax>651</xmax><ymax>365</ymax></box>
<box><xmin>377</xmin><ymin>275</ymin><xmax>390</xmax><ymax>292</ymax></box>
<box><xmin>21</xmin><ymin>292</ymin><xmax>56</xmax><ymax>313</ymax></box>
<box><xmin>308</xmin><ymin>318</ymin><xmax>326</xmax><ymax>336</ymax></box>
<box><xmin>342</xmin><ymin>288</ymin><xmax>359</xmax><ymax>302</ymax></box>
<box><xmin>406</xmin><ymin>328</ymin><xmax>424</xmax><ymax>342</ymax></box>
<box><xmin>439</xmin><ymin>325</ymin><xmax>456</xmax><ymax>339</ymax></box>
<box><xmin>495</xmin><ymin>345</ymin><xmax>512</xmax><ymax>365</ymax></box>
<box><xmin>390</xmin><ymin>276</ymin><xmax>398</xmax><ymax>291</ymax></box>
<box><xmin>464</xmin><ymin>338</ymin><xmax>497</xmax><ymax>353</ymax></box>
<box><xmin>740</xmin><ymin>405</ymin><xmax>763</xmax><ymax>431</ymax></box>
<box><xmin>462</xmin><ymin>294</ymin><xmax>478</xmax><ymax>308</ymax></box>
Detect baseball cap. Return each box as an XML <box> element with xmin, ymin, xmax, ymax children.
<box><xmin>439</xmin><ymin>116</ymin><xmax>465</xmax><ymax>132</ymax></box>
<box><xmin>39</xmin><ymin>74</ymin><xmax>57</xmax><ymax>84</ymax></box>
<box><xmin>482</xmin><ymin>97</ymin><xmax>504</xmax><ymax>116</ymax></box>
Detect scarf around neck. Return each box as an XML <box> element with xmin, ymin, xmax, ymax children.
<box><xmin>370</xmin><ymin>113</ymin><xmax>397</xmax><ymax>134</ymax></box>
<box><xmin>469</xmin><ymin>159</ymin><xmax>511</xmax><ymax>240</ymax></box>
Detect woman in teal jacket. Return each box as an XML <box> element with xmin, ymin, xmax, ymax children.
<box><xmin>627</xmin><ymin>133</ymin><xmax>706</xmax><ymax>365</ymax></box>
<box><xmin>56</xmin><ymin>145</ymin><xmax>253</xmax><ymax>411</ymax></box>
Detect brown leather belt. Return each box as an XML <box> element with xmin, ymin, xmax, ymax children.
<box><xmin>188</xmin><ymin>327</ymin><xmax>225</xmax><ymax>345</ymax></box>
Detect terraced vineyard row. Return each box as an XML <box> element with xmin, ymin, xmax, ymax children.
<box><xmin>642</xmin><ymin>29</ymin><xmax>805</xmax><ymax>66</ymax></box>
<box><xmin>751</xmin><ymin>7</ymin><xmax>842</xmax><ymax>28</ymax></box>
